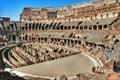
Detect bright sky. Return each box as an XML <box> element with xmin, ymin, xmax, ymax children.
<box><xmin>0</xmin><ymin>0</ymin><xmax>89</xmax><ymax>21</ymax></box>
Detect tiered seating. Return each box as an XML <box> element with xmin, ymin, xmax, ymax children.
<box><xmin>2</xmin><ymin>47</ymin><xmax>15</xmax><ymax>68</ymax></box>
<box><xmin>11</xmin><ymin>49</ymin><xmax>27</xmax><ymax>65</ymax></box>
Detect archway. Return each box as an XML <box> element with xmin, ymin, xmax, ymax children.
<box><xmin>93</xmin><ymin>25</ymin><xmax>97</xmax><ymax>30</ymax></box>
<box><xmin>89</xmin><ymin>25</ymin><xmax>92</xmax><ymax>30</ymax></box>
<box><xmin>80</xmin><ymin>25</ymin><xmax>83</xmax><ymax>30</ymax></box>
<box><xmin>98</xmin><ymin>25</ymin><xmax>102</xmax><ymax>30</ymax></box>
<box><xmin>12</xmin><ymin>35</ymin><xmax>16</xmax><ymax>41</ymax></box>
<box><xmin>103</xmin><ymin>25</ymin><xmax>108</xmax><ymax>30</ymax></box>
<box><xmin>84</xmin><ymin>26</ymin><xmax>88</xmax><ymax>30</ymax></box>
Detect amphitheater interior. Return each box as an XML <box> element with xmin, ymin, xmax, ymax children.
<box><xmin>1</xmin><ymin>0</ymin><xmax>120</xmax><ymax>80</ymax></box>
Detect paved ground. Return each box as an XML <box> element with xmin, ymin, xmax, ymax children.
<box><xmin>15</xmin><ymin>54</ymin><xmax>94</xmax><ymax>77</ymax></box>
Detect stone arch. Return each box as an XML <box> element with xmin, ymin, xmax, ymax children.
<box><xmin>58</xmin><ymin>22</ymin><xmax>61</xmax><ymax>26</ymax></box>
<box><xmin>80</xmin><ymin>25</ymin><xmax>83</xmax><ymax>30</ymax></box>
<box><xmin>78</xmin><ymin>41</ymin><xmax>81</xmax><ymax>44</ymax></box>
<box><xmin>29</xmin><ymin>35</ymin><xmax>32</xmax><ymax>42</ymax></box>
<box><xmin>89</xmin><ymin>25</ymin><xmax>92</xmax><ymax>30</ymax></box>
<box><xmin>32</xmin><ymin>23</ymin><xmax>35</xmax><ymax>30</ymax></box>
<box><xmin>71</xmin><ymin>40</ymin><xmax>74</xmax><ymax>44</ymax></box>
<box><xmin>21</xmin><ymin>26</ymin><xmax>25</xmax><ymax>30</ymax></box>
<box><xmin>64</xmin><ymin>26</ymin><xmax>67</xmax><ymax>30</ymax></box>
<box><xmin>76</xmin><ymin>26</ymin><xmax>79</xmax><ymax>29</ymax></box>
<box><xmin>12</xmin><ymin>35</ymin><xmax>16</xmax><ymax>41</ymax></box>
<box><xmin>39</xmin><ymin>23</ymin><xmax>42</xmax><ymax>30</ymax></box>
<box><xmin>56</xmin><ymin>25</ymin><xmax>60</xmax><ymax>30</ymax></box>
<box><xmin>75</xmin><ymin>40</ymin><xmax>78</xmax><ymax>44</ymax></box>
<box><xmin>10</xmin><ymin>24</ymin><xmax>14</xmax><ymax>30</ymax></box>
<box><xmin>110</xmin><ymin>18</ymin><xmax>120</xmax><ymax>30</ymax></box>
<box><xmin>29</xmin><ymin>23</ymin><xmax>32</xmax><ymax>30</ymax></box>
<box><xmin>61</xmin><ymin>25</ymin><xmax>64</xmax><ymax>30</ymax></box>
<box><xmin>49</xmin><ymin>23</ymin><xmax>53</xmax><ymax>29</ymax></box>
<box><xmin>36</xmin><ymin>23</ymin><xmax>39</xmax><ymax>30</ymax></box>
<box><xmin>53</xmin><ymin>23</ymin><xmax>57</xmax><ymax>30</ymax></box>
<box><xmin>98</xmin><ymin>25</ymin><xmax>102</xmax><ymax>30</ymax></box>
<box><xmin>68</xmin><ymin>26</ymin><xmax>71</xmax><ymax>30</ymax></box>
<box><xmin>72</xmin><ymin>26</ymin><xmax>75</xmax><ymax>29</ymax></box>
<box><xmin>42</xmin><ymin>23</ymin><xmax>46</xmax><ymax>30</ymax></box>
<box><xmin>25</xmin><ymin>23</ymin><xmax>28</xmax><ymax>30</ymax></box>
<box><xmin>43</xmin><ymin>38</ymin><xmax>47</xmax><ymax>43</ymax></box>
<box><xmin>7</xmin><ymin>26</ymin><xmax>10</xmax><ymax>30</ymax></box>
<box><xmin>103</xmin><ymin>24</ymin><xmax>108</xmax><ymax>30</ymax></box>
<box><xmin>25</xmin><ymin>34</ymin><xmax>28</xmax><ymax>40</ymax></box>
<box><xmin>45</xmin><ymin>24</ymin><xmax>49</xmax><ymax>30</ymax></box>
<box><xmin>93</xmin><ymin>25</ymin><xmax>97</xmax><ymax>30</ymax></box>
<box><xmin>52</xmin><ymin>23</ymin><xmax>56</xmax><ymax>30</ymax></box>
<box><xmin>84</xmin><ymin>25</ymin><xmax>88</xmax><ymax>30</ymax></box>
<box><xmin>38</xmin><ymin>38</ymin><xmax>40</xmax><ymax>43</ymax></box>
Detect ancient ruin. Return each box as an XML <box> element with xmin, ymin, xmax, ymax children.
<box><xmin>0</xmin><ymin>0</ymin><xmax>120</xmax><ymax>80</ymax></box>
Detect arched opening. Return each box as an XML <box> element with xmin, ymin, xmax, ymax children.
<box><xmin>61</xmin><ymin>25</ymin><xmax>64</xmax><ymax>30</ymax></box>
<box><xmin>76</xmin><ymin>26</ymin><xmax>79</xmax><ymax>29</ymax></box>
<box><xmin>114</xmin><ymin>39</ymin><xmax>119</xmax><ymax>44</ymax></box>
<box><xmin>64</xmin><ymin>26</ymin><xmax>67</xmax><ymax>30</ymax></box>
<box><xmin>93</xmin><ymin>25</ymin><xmax>97</xmax><ymax>30</ymax></box>
<box><xmin>25</xmin><ymin>23</ymin><xmax>28</xmax><ymax>30</ymax></box>
<box><xmin>7</xmin><ymin>26</ymin><xmax>10</xmax><ymax>30</ymax></box>
<box><xmin>26</xmin><ymin>27</ymin><xmax>28</xmax><ymax>30</ymax></box>
<box><xmin>42</xmin><ymin>23</ymin><xmax>46</xmax><ymax>30</ymax></box>
<box><xmin>57</xmin><ymin>25</ymin><xmax>59</xmax><ymax>30</ymax></box>
<box><xmin>49</xmin><ymin>23</ymin><xmax>53</xmax><ymax>29</ymax></box>
<box><xmin>45</xmin><ymin>24</ymin><xmax>49</xmax><ymax>30</ymax></box>
<box><xmin>12</xmin><ymin>35</ymin><xmax>16</xmax><ymax>41</ymax></box>
<box><xmin>68</xmin><ymin>26</ymin><xmax>71</xmax><ymax>30</ymax></box>
<box><xmin>53</xmin><ymin>23</ymin><xmax>57</xmax><ymax>30</ymax></box>
<box><xmin>9</xmin><ymin>35</ymin><xmax>11</xmax><ymax>41</ymax></box>
<box><xmin>22</xmin><ymin>27</ymin><xmax>24</xmax><ymax>30</ymax></box>
<box><xmin>106</xmin><ymin>14</ymin><xmax>109</xmax><ymax>18</ymax></box>
<box><xmin>38</xmin><ymin>38</ymin><xmax>40</xmax><ymax>43</ymax></box>
<box><xmin>71</xmin><ymin>40</ymin><xmax>74</xmax><ymax>44</ymax></box>
<box><xmin>84</xmin><ymin>26</ymin><xmax>87</xmax><ymax>30</ymax></box>
<box><xmin>39</xmin><ymin>23</ymin><xmax>42</xmax><ymax>30</ymax></box>
<box><xmin>104</xmin><ymin>25</ymin><xmax>108</xmax><ymax>30</ymax></box>
<box><xmin>32</xmin><ymin>23</ymin><xmax>35</xmax><ymax>30</ymax></box>
<box><xmin>80</xmin><ymin>25</ymin><xmax>83</xmax><ymax>30</ymax></box>
<box><xmin>25</xmin><ymin>34</ymin><xmax>28</xmax><ymax>40</ymax></box>
<box><xmin>98</xmin><ymin>25</ymin><xmax>102</xmax><ymax>30</ymax></box>
<box><xmin>89</xmin><ymin>25</ymin><xmax>92</xmax><ymax>30</ymax></box>
<box><xmin>44</xmin><ymin>38</ymin><xmax>47</xmax><ymax>43</ymax></box>
<box><xmin>75</xmin><ymin>40</ymin><xmax>77</xmax><ymax>44</ymax></box>
<box><xmin>29</xmin><ymin>23</ymin><xmax>32</xmax><ymax>30</ymax></box>
<box><xmin>36</xmin><ymin>23</ymin><xmax>39</xmax><ymax>30</ymax></box>
<box><xmin>72</xmin><ymin>26</ymin><xmax>75</xmax><ymax>29</ymax></box>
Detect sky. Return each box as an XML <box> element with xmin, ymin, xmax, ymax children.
<box><xmin>0</xmin><ymin>0</ymin><xmax>89</xmax><ymax>21</ymax></box>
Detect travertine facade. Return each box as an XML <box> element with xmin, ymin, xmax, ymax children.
<box><xmin>20</xmin><ymin>0</ymin><xmax>119</xmax><ymax>22</ymax></box>
<box><xmin>0</xmin><ymin>0</ymin><xmax>120</xmax><ymax>80</ymax></box>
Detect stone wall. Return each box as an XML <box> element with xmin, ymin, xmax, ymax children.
<box><xmin>20</xmin><ymin>0</ymin><xmax>119</xmax><ymax>22</ymax></box>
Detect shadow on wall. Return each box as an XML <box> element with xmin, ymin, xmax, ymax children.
<box><xmin>0</xmin><ymin>71</ymin><xmax>25</xmax><ymax>80</ymax></box>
